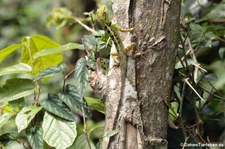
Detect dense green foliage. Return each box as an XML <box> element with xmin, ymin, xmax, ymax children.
<box><xmin>0</xmin><ymin>0</ymin><xmax>225</xmax><ymax>149</ymax></box>
<box><xmin>168</xmin><ymin>0</ymin><xmax>225</xmax><ymax>148</ymax></box>
<box><xmin>0</xmin><ymin>33</ymin><xmax>106</xmax><ymax>149</ymax></box>
<box><xmin>0</xmin><ymin>1</ymin><xmax>108</xmax><ymax>148</ymax></box>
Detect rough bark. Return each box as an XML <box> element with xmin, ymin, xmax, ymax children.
<box><xmin>100</xmin><ymin>0</ymin><xmax>181</xmax><ymax>148</ymax></box>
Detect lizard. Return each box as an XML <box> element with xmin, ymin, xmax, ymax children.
<box><xmin>96</xmin><ymin>4</ymin><xmax>134</xmax><ymax>140</ymax></box>
<box><xmin>96</xmin><ymin>5</ymin><xmax>133</xmax><ymax>99</ymax></box>
<box><xmin>96</xmin><ymin>5</ymin><xmax>133</xmax><ymax>66</ymax></box>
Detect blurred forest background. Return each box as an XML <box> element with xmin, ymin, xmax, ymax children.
<box><xmin>0</xmin><ymin>0</ymin><xmax>225</xmax><ymax>148</ymax></box>
<box><xmin>0</xmin><ymin>0</ymin><xmax>97</xmax><ymax>68</ymax></box>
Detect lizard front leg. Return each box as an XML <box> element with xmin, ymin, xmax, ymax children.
<box><xmin>110</xmin><ymin>43</ymin><xmax>135</xmax><ymax>66</ymax></box>
<box><xmin>111</xmin><ymin>23</ymin><xmax>134</xmax><ymax>32</ymax></box>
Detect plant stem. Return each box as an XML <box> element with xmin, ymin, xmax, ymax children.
<box><xmin>34</xmin><ymin>80</ymin><xmax>40</xmax><ymax>106</ymax></box>
<box><xmin>82</xmin><ymin>107</ymin><xmax>92</xmax><ymax>149</ymax></box>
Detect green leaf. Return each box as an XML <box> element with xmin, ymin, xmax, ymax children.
<box><xmin>204</xmin><ymin>2</ymin><xmax>225</xmax><ymax>19</ymax></box>
<box><xmin>0</xmin><ymin>113</ymin><xmax>14</xmax><ymax>129</ymax></box>
<box><xmin>190</xmin><ymin>23</ymin><xmax>205</xmax><ymax>42</ymax></box>
<box><xmin>26</xmin><ymin>124</ymin><xmax>43</xmax><ymax>149</ymax></box>
<box><xmin>74</xmin><ymin>134</ymin><xmax>96</xmax><ymax>149</ymax></box>
<box><xmin>15</xmin><ymin>106</ymin><xmax>42</xmax><ymax>132</ymax></box>
<box><xmin>204</xmin><ymin>73</ymin><xmax>218</xmax><ymax>82</ymax></box>
<box><xmin>209</xmin><ymin>60</ymin><xmax>225</xmax><ymax>89</ymax></box>
<box><xmin>89</xmin><ymin>126</ymin><xmax>105</xmax><ymax>139</ymax></box>
<box><xmin>74</xmin><ymin>58</ymin><xmax>89</xmax><ymax>97</ymax></box>
<box><xmin>20</xmin><ymin>34</ymin><xmax>62</xmax><ymax>76</ymax></box>
<box><xmin>84</xmin><ymin>97</ymin><xmax>105</xmax><ymax>114</ymax></box>
<box><xmin>42</xmin><ymin>112</ymin><xmax>77</xmax><ymax>149</ymax></box>
<box><xmin>0</xmin><ymin>133</ymin><xmax>18</xmax><ymax>148</ymax></box>
<box><xmin>83</xmin><ymin>34</ymin><xmax>110</xmax><ymax>58</ymax></box>
<box><xmin>35</xmin><ymin>63</ymin><xmax>66</xmax><ymax>80</ymax></box>
<box><xmin>0</xmin><ymin>121</ymin><xmax>17</xmax><ymax>136</ymax></box>
<box><xmin>96</xmin><ymin>141</ymin><xmax>102</xmax><ymax>149</ymax></box>
<box><xmin>7</xmin><ymin>98</ymin><xmax>26</xmax><ymax>112</ymax></box>
<box><xmin>40</xmin><ymin>93</ymin><xmax>75</xmax><ymax>121</ymax></box>
<box><xmin>0</xmin><ymin>63</ymin><xmax>32</xmax><ymax>77</ymax></box>
<box><xmin>34</xmin><ymin>43</ymin><xmax>84</xmax><ymax>59</ymax></box>
<box><xmin>175</xmin><ymin>59</ymin><xmax>194</xmax><ymax>69</ymax></box>
<box><xmin>219</xmin><ymin>47</ymin><xmax>225</xmax><ymax>59</ymax></box>
<box><xmin>58</xmin><ymin>92</ymin><xmax>91</xmax><ymax>118</ymax></box>
<box><xmin>173</xmin><ymin>86</ymin><xmax>181</xmax><ymax>100</ymax></box>
<box><xmin>83</xmin><ymin>35</ymin><xmax>101</xmax><ymax>51</ymax></box>
<box><xmin>0</xmin><ymin>44</ymin><xmax>22</xmax><ymax>63</ymax></box>
<box><xmin>169</xmin><ymin>101</ymin><xmax>179</xmax><ymax>121</ymax></box>
<box><xmin>103</xmin><ymin>130</ymin><xmax>118</xmax><ymax>138</ymax></box>
<box><xmin>0</xmin><ymin>79</ymin><xmax>35</xmax><ymax>104</ymax></box>
<box><xmin>58</xmin><ymin>84</ymin><xmax>91</xmax><ymax>118</ymax></box>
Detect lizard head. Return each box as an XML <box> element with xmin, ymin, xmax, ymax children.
<box><xmin>96</xmin><ymin>5</ymin><xmax>110</xmax><ymax>25</ymax></box>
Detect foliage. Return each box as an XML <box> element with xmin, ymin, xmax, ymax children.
<box><xmin>168</xmin><ymin>0</ymin><xmax>225</xmax><ymax>148</ymax></box>
<box><xmin>0</xmin><ymin>1</ymin><xmax>113</xmax><ymax>148</ymax></box>
<box><xmin>0</xmin><ymin>32</ymin><xmax>107</xmax><ymax>148</ymax></box>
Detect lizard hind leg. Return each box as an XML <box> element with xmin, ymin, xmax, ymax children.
<box><xmin>110</xmin><ymin>50</ymin><xmax>120</xmax><ymax>66</ymax></box>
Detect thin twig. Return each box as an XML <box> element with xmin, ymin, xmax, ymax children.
<box><xmin>184</xmin><ymin>78</ymin><xmax>204</xmax><ymax>101</ymax></box>
<box><xmin>63</xmin><ymin>68</ymin><xmax>75</xmax><ymax>91</ymax></box>
<box><xmin>180</xmin><ymin>81</ymin><xmax>187</xmax><ymax>139</ymax></box>
<box><xmin>82</xmin><ymin>107</ymin><xmax>92</xmax><ymax>149</ymax></box>
<box><xmin>67</xmin><ymin>16</ymin><xmax>99</xmax><ymax>35</ymax></box>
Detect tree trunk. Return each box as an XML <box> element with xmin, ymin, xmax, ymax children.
<box><xmin>102</xmin><ymin>0</ymin><xmax>181</xmax><ymax>148</ymax></box>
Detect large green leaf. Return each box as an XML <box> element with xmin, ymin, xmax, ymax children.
<box><xmin>84</xmin><ymin>97</ymin><xmax>105</xmax><ymax>114</ymax></box>
<box><xmin>58</xmin><ymin>84</ymin><xmax>91</xmax><ymax>118</ymax></box>
<box><xmin>40</xmin><ymin>93</ymin><xmax>75</xmax><ymax>121</ymax></box>
<box><xmin>34</xmin><ymin>43</ymin><xmax>84</xmax><ymax>59</ymax></box>
<box><xmin>0</xmin><ymin>63</ymin><xmax>32</xmax><ymax>77</ymax></box>
<box><xmin>0</xmin><ymin>44</ymin><xmax>22</xmax><ymax>63</ymax></box>
<box><xmin>73</xmin><ymin>134</ymin><xmax>95</xmax><ymax>149</ymax></box>
<box><xmin>42</xmin><ymin>112</ymin><xmax>77</xmax><ymax>149</ymax></box>
<box><xmin>74</xmin><ymin>57</ymin><xmax>89</xmax><ymax>97</ymax></box>
<box><xmin>15</xmin><ymin>106</ymin><xmax>42</xmax><ymax>132</ymax></box>
<box><xmin>35</xmin><ymin>63</ymin><xmax>65</xmax><ymax>80</ymax></box>
<box><xmin>0</xmin><ymin>79</ymin><xmax>35</xmax><ymax>104</ymax></box>
<box><xmin>0</xmin><ymin>113</ymin><xmax>14</xmax><ymax>129</ymax></box>
<box><xmin>26</xmin><ymin>124</ymin><xmax>43</xmax><ymax>149</ymax></box>
<box><xmin>20</xmin><ymin>34</ymin><xmax>62</xmax><ymax>76</ymax></box>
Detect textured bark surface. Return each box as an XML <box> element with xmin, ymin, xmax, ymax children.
<box><xmin>133</xmin><ymin>0</ymin><xmax>181</xmax><ymax>148</ymax></box>
<box><xmin>102</xmin><ymin>0</ymin><xmax>181</xmax><ymax>148</ymax></box>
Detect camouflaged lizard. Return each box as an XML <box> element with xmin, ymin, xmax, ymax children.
<box><xmin>96</xmin><ymin>5</ymin><xmax>134</xmax><ymax>128</ymax></box>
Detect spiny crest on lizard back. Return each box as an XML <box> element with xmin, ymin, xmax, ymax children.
<box><xmin>96</xmin><ymin>5</ymin><xmax>111</xmax><ymax>26</ymax></box>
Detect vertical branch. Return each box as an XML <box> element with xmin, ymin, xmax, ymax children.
<box><xmin>134</xmin><ymin>0</ymin><xmax>181</xmax><ymax>148</ymax></box>
<box><xmin>103</xmin><ymin>0</ymin><xmax>181</xmax><ymax>148</ymax></box>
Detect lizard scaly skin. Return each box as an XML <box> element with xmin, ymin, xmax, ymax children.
<box><xmin>97</xmin><ymin>5</ymin><xmax>131</xmax><ymax>129</ymax></box>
